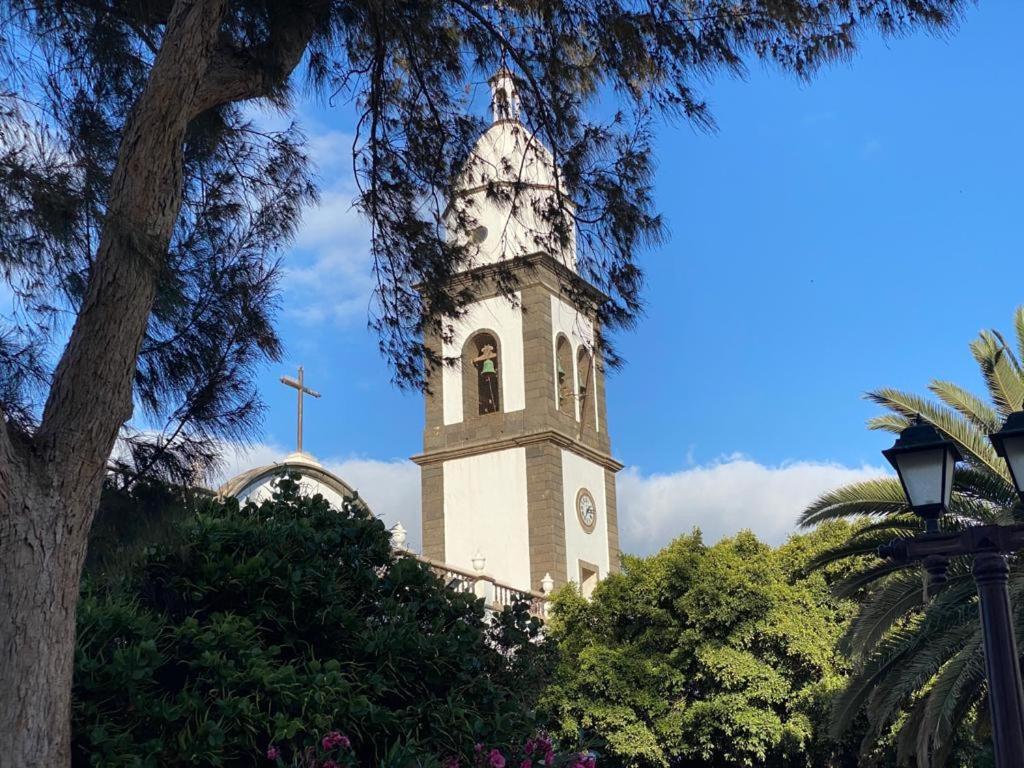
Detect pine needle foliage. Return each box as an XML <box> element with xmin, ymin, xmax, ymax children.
<box><xmin>800</xmin><ymin>307</ymin><xmax>1024</xmax><ymax>767</ymax></box>
<box><xmin>0</xmin><ymin>0</ymin><xmax>970</xmax><ymax>478</ymax></box>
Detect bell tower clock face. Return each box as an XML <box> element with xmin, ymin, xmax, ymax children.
<box><xmin>576</xmin><ymin>488</ymin><xmax>597</xmax><ymax>533</ymax></box>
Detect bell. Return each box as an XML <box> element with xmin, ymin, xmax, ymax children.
<box><xmin>481</xmin><ymin>359</ymin><xmax>496</xmax><ymax>375</ymax></box>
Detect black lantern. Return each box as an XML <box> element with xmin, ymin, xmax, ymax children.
<box><xmin>883</xmin><ymin>416</ymin><xmax>961</xmax><ymax>531</ymax></box>
<box><xmin>990</xmin><ymin>410</ymin><xmax>1024</xmax><ymax>501</ymax></box>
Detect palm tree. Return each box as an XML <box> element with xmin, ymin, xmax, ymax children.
<box><xmin>799</xmin><ymin>307</ymin><xmax>1024</xmax><ymax>767</ymax></box>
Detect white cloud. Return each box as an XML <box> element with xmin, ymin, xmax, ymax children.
<box><xmin>281</xmin><ymin>126</ymin><xmax>375</xmax><ymax>326</ymax></box>
<box><xmin>306</xmin><ymin>129</ymin><xmax>354</xmax><ymax>177</ymax></box>
<box><xmin>616</xmin><ymin>455</ymin><xmax>889</xmax><ymax>555</ymax></box>
<box><xmin>240</xmin><ymin>112</ymin><xmax>374</xmax><ymax>327</ymax></box>
<box><xmin>213</xmin><ymin>444</ymin><xmax>886</xmax><ymax>563</ymax></box>
<box><xmin>321</xmin><ymin>455</ymin><xmax>421</xmax><ymax>549</ymax></box>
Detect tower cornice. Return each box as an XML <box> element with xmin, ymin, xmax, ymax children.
<box><xmin>418</xmin><ymin>251</ymin><xmax>609</xmax><ymax>307</ymax></box>
<box><xmin>410</xmin><ymin>427</ymin><xmax>624</xmax><ymax>473</ymax></box>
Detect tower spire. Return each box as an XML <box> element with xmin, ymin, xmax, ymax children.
<box><xmin>488</xmin><ymin>66</ymin><xmax>519</xmax><ymax>123</ymax></box>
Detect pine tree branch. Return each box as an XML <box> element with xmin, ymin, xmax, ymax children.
<box><xmin>190</xmin><ymin>8</ymin><xmax>322</xmax><ymax>117</ymax></box>
<box><xmin>35</xmin><ymin>0</ymin><xmax>227</xmax><ymax>506</ymax></box>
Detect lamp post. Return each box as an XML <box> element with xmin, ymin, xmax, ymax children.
<box><xmin>877</xmin><ymin>415</ymin><xmax>1024</xmax><ymax>767</ymax></box>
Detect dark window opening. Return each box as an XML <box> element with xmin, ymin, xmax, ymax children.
<box><xmin>472</xmin><ymin>333</ymin><xmax>500</xmax><ymax>415</ymax></box>
<box><xmin>555</xmin><ymin>335</ymin><xmax>575</xmax><ymax>417</ymax></box>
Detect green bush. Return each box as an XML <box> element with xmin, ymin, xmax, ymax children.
<box><xmin>540</xmin><ymin>526</ymin><xmax>861</xmax><ymax>768</ymax></box>
<box><xmin>73</xmin><ymin>475</ymin><xmax>552</xmax><ymax>767</ymax></box>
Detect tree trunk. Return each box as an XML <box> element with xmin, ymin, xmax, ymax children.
<box><xmin>0</xmin><ymin>0</ymin><xmax>319</xmax><ymax>758</ymax></box>
<box><xmin>0</xmin><ymin>0</ymin><xmax>228</xmax><ymax>762</ymax></box>
<box><xmin>0</xmin><ymin>451</ymin><xmax>98</xmax><ymax>765</ymax></box>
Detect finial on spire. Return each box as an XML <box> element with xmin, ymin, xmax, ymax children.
<box><xmin>489</xmin><ymin>66</ymin><xmax>519</xmax><ymax>123</ymax></box>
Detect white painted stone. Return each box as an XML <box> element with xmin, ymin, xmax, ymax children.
<box><xmin>229</xmin><ymin>452</ymin><xmax>352</xmax><ymax>511</ymax></box>
<box><xmin>442</xmin><ymin>448</ymin><xmax>531</xmax><ymax>590</ymax></box>
<box><xmin>445</xmin><ymin>72</ymin><xmax>576</xmax><ymax>272</ymax></box>
<box><xmin>560</xmin><ymin>448</ymin><xmax>611</xmax><ymax>587</ymax></box>
<box><xmin>441</xmin><ymin>293</ymin><xmax>525</xmax><ymax>425</ymax></box>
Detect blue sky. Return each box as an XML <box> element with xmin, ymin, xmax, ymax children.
<box><xmin>224</xmin><ymin>3</ymin><xmax>1023</xmax><ymax>553</ymax></box>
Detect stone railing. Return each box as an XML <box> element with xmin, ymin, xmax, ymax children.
<box><xmin>414</xmin><ymin>554</ymin><xmax>549</xmax><ymax>620</ymax></box>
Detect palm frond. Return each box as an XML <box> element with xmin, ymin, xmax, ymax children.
<box><xmin>929</xmin><ymin>380</ymin><xmax>1000</xmax><ymax>433</ymax></box>
<box><xmin>799</xmin><ymin>477</ymin><xmax>907</xmax><ymax>528</ymax></box>
<box><xmin>992</xmin><ymin>329</ymin><xmax>1023</xmax><ymax>372</ymax></box>
<box><xmin>951</xmin><ymin>466</ymin><xmax>1017</xmax><ymax>512</ymax></box>
<box><xmin>867</xmin><ymin>388</ymin><xmax>1009</xmax><ymax>482</ymax></box>
<box><xmin>817</xmin><ymin>308</ymin><xmax>1024</xmax><ymax>755</ymax></box>
<box><xmin>918</xmin><ymin>636</ymin><xmax>986</xmax><ymax>767</ymax></box>
<box><xmin>832</xmin><ymin>559</ymin><xmax>910</xmax><ymax>599</ymax></box>
<box><xmin>841</xmin><ymin>570</ymin><xmax>924</xmax><ymax>660</ymax></box>
<box><xmin>949</xmin><ymin>495</ymin><xmax>1010</xmax><ymax>526</ymax></box>
<box><xmin>896</xmin><ymin>691</ymin><xmax>931</xmax><ymax>768</ymax></box>
<box><xmin>867</xmin><ymin>413</ymin><xmax>911</xmax><ymax>434</ymax></box>
<box><xmin>970</xmin><ymin>331</ymin><xmax>1024</xmax><ymax>416</ymax></box>
<box><xmin>805</xmin><ymin>528</ymin><xmax>913</xmax><ymax>574</ymax></box>
<box><xmin>1015</xmin><ymin>306</ymin><xmax>1024</xmax><ymax>365</ymax></box>
<box><xmin>851</xmin><ymin>515</ymin><xmax>920</xmax><ymax>538</ymax></box>
<box><xmin>857</xmin><ymin>619</ymin><xmax>977</xmax><ymax>748</ymax></box>
<box><xmin>832</xmin><ymin>584</ymin><xmax>979</xmax><ymax>738</ymax></box>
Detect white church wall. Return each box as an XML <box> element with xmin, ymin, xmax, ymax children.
<box><xmin>442</xmin><ymin>447</ymin><xmax>531</xmax><ymax>590</ymax></box>
<box><xmin>441</xmin><ymin>293</ymin><xmax>525</xmax><ymax>425</ymax></box>
<box><xmin>549</xmin><ymin>295</ymin><xmax>599</xmax><ymax>431</ymax></box>
<box><xmin>560</xmin><ymin>448</ymin><xmax>611</xmax><ymax>586</ymax></box>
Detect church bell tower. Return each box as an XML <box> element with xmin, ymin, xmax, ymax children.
<box><xmin>412</xmin><ymin>68</ymin><xmax>622</xmax><ymax>597</ymax></box>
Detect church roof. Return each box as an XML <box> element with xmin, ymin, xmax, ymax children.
<box><xmin>454</xmin><ymin>119</ymin><xmax>561</xmax><ymax>194</ymax></box>
<box><xmin>446</xmin><ymin>67</ymin><xmax>576</xmax><ymax>272</ymax></box>
<box><xmin>217</xmin><ymin>450</ymin><xmax>358</xmax><ymax>503</ymax></box>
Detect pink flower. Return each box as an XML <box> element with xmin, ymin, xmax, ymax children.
<box><xmin>543</xmin><ymin>750</ymin><xmax>554</xmax><ymax>767</ymax></box>
<box><xmin>524</xmin><ymin>739</ymin><xmax>536</xmax><ymax>755</ymax></box>
<box><xmin>520</xmin><ymin>760</ymin><xmax>532</xmax><ymax>768</ymax></box>
<box><xmin>266</xmin><ymin>745</ymin><xmax>280</xmax><ymax>760</ymax></box>
<box><xmin>321</xmin><ymin>731</ymin><xmax>348</xmax><ymax>750</ymax></box>
<box><xmin>322</xmin><ymin>761</ymin><xmax>338</xmax><ymax>768</ymax></box>
<box><xmin>488</xmin><ymin>748</ymin><xmax>506</xmax><ymax>768</ymax></box>
<box><xmin>442</xmin><ymin>758</ymin><xmax>460</xmax><ymax>768</ymax></box>
<box><xmin>475</xmin><ymin>743</ymin><xmax>484</xmax><ymax>754</ymax></box>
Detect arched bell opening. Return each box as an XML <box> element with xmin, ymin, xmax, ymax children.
<box><xmin>555</xmin><ymin>334</ymin><xmax>575</xmax><ymax>418</ymax></box>
<box><xmin>577</xmin><ymin>347</ymin><xmax>595</xmax><ymax>431</ymax></box>
<box><xmin>463</xmin><ymin>331</ymin><xmax>502</xmax><ymax>418</ymax></box>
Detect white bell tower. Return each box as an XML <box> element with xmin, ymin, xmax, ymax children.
<box><xmin>413</xmin><ymin>68</ymin><xmax>621</xmax><ymax>598</ymax></box>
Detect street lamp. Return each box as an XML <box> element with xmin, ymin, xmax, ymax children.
<box><xmin>990</xmin><ymin>409</ymin><xmax>1024</xmax><ymax>502</ymax></box>
<box><xmin>877</xmin><ymin>414</ymin><xmax>1024</xmax><ymax>768</ymax></box>
<box><xmin>882</xmin><ymin>416</ymin><xmax>960</xmax><ymax>532</ymax></box>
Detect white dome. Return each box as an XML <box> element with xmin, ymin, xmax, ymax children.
<box><xmin>458</xmin><ymin>120</ymin><xmax>560</xmax><ymax>191</ymax></box>
<box><xmin>446</xmin><ymin>69</ymin><xmax>576</xmax><ymax>271</ymax></box>
<box><xmin>217</xmin><ymin>451</ymin><xmax>359</xmax><ymax>513</ymax></box>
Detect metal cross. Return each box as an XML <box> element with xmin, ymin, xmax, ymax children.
<box><xmin>279</xmin><ymin>366</ymin><xmax>320</xmax><ymax>453</ymax></box>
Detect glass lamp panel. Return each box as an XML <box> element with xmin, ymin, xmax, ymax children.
<box><xmin>1002</xmin><ymin>434</ymin><xmax>1024</xmax><ymax>495</ymax></box>
<box><xmin>896</xmin><ymin>447</ymin><xmax>947</xmax><ymax>508</ymax></box>
<box><xmin>941</xmin><ymin>449</ymin><xmax>957</xmax><ymax>509</ymax></box>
